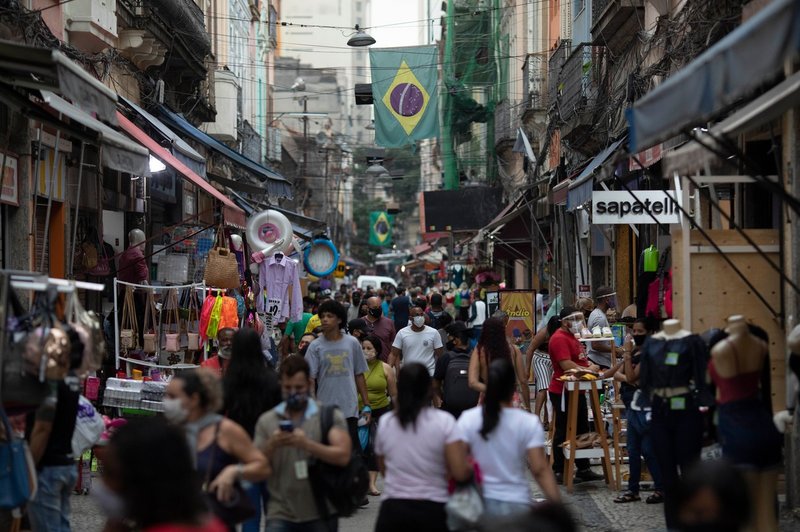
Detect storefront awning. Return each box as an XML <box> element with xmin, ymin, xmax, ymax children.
<box><xmin>664</xmin><ymin>70</ymin><xmax>800</xmax><ymax>176</ymax></box>
<box><xmin>40</xmin><ymin>91</ymin><xmax>149</xmax><ymax>175</ymax></box>
<box><xmin>116</xmin><ymin>112</ymin><xmax>246</xmax><ymax>228</ymax></box>
<box><xmin>0</xmin><ymin>41</ymin><xmax>118</xmax><ymax>124</ymax></box>
<box><xmin>481</xmin><ymin>195</ymin><xmax>528</xmax><ymax>234</ymax></box>
<box><xmin>626</xmin><ymin>0</ymin><xmax>800</xmax><ymax>152</ymax></box>
<box><xmin>567</xmin><ymin>137</ymin><xmax>626</xmax><ymax>211</ymax></box>
<box><xmin>119</xmin><ymin>96</ymin><xmax>206</xmax><ymax>178</ymax></box>
<box><xmin>156</xmin><ymin>105</ymin><xmax>293</xmax><ymax>199</ymax></box>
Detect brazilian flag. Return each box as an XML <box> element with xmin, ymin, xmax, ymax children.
<box><xmin>369</xmin><ymin>211</ymin><xmax>393</xmax><ymax>247</ymax></box>
<box><xmin>370</xmin><ymin>45</ymin><xmax>439</xmax><ymax>148</ymax></box>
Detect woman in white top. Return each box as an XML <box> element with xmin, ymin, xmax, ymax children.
<box><xmin>374</xmin><ymin>363</ymin><xmax>472</xmax><ymax>532</ymax></box>
<box><xmin>458</xmin><ymin>358</ymin><xmax>560</xmax><ymax>518</ymax></box>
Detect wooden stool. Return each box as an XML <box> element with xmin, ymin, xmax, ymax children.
<box><xmin>563</xmin><ymin>379</ymin><xmax>614</xmax><ymax>494</ymax></box>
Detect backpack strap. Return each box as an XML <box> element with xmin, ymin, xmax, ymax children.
<box><xmin>312</xmin><ymin>403</ymin><xmax>338</xmax><ymax>526</ymax></box>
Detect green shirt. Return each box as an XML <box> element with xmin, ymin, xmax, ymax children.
<box><xmin>285</xmin><ymin>312</ymin><xmax>313</xmax><ymax>343</ymax></box>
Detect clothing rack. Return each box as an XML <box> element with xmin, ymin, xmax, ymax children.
<box><xmin>112</xmin><ymin>279</ymin><xmax>206</xmax><ymax>372</ymax></box>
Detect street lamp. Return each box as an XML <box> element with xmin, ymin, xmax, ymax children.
<box><xmin>347</xmin><ymin>25</ymin><xmax>376</xmax><ymax>47</ymax></box>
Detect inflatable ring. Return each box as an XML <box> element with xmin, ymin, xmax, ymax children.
<box><xmin>246</xmin><ymin>210</ymin><xmax>294</xmax><ymax>262</ymax></box>
<box><xmin>303</xmin><ymin>237</ymin><xmax>340</xmax><ymax>277</ymax></box>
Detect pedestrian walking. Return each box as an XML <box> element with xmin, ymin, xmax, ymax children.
<box><xmin>468</xmin><ymin>317</ymin><xmax>530</xmax><ymax>411</ymax></box>
<box><xmin>359</xmin><ymin>335</ymin><xmax>397</xmax><ymax>496</ymax></box>
<box><xmin>364</xmin><ymin>296</ymin><xmax>396</xmax><ymax>362</ymax></box>
<box><xmin>304</xmin><ymin>300</ymin><xmax>372</xmax><ymax>451</ymax></box>
<box><xmin>389</xmin><ymin>305</ymin><xmax>444</xmax><ymax>376</ymax></box>
<box><xmin>390</xmin><ymin>287</ymin><xmax>412</xmax><ymax>331</ymax></box>
<box><xmin>525</xmin><ymin>316</ymin><xmax>560</xmax><ymax>431</ymax></box>
<box><xmin>433</xmin><ymin>321</ymin><xmax>480</xmax><ymax>418</ymax></box>
<box><xmin>97</xmin><ymin>417</ymin><xmax>227</xmax><ymax>532</ymax></box>
<box><xmin>374</xmin><ymin>363</ymin><xmax>472</xmax><ymax>532</ymax></box>
<box><xmin>163</xmin><ymin>369</ymin><xmax>269</xmax><ymax>529</ymax></box>
<box><xmin>222</xmin><ymin>329</ymin><xmax>283</xmax><ymax>532</ymax></box>
<box><xmin>458</xmin><ymin>358</ymin><xmax>560</xmax><ymax>518</ymax></box>
<box><xmin>254</xmin><ymin>355</ymin><xmax>353</xmax><ymax>532</ymax></box>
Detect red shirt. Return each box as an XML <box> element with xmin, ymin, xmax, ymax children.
<box><xmin>200</xmin><ymin>355</ymin><xmax>229</xmax><ymax>377</ymax></box>
<box><xmin>145</xmin><ymin>517</ymin><xmax>227</xmax><ymax>532</ymax></box>
<box><xmin>118</xmin><ymin>246</ymin><xmax>149</xmax><ymax>284</ymax></box>
<box><xmin>548</xmin><ymin>328</ymin><xmax>590</xmax><ymax>394</ymax></box>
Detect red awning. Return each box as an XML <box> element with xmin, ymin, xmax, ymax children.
<box><xmin>116</xmin><ymin>112</ymin><xmax>247</xmax><ymax>228</ymax></box>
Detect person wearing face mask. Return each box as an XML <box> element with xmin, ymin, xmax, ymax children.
<box><xmin>296</xmin><ymin>333</ymin><xmax>316</xmax><ymax>357</ymax></box>
<box><xmin>359</xmin><ymin>336</ymin><xmax>398</xmax><ymax>496</ymax></box>
<box><xmin>97</xmin><ymin>417</ymin><xmax>227</xmax><ymax>532</ymax></box>
<box><xmin>548</xmin><ymin>307</ymin><xmax>603</xmax><ymax>484</ymax></box>
<box><xmin>612</xmin><ymin>318</ymin><xmax>664</xmax><ymax>505</ymax></box>
<box><xmin>163</xmin><ymin>369</ymin><xmax>269</xmax><ymax>529</ymax></box>
<box><xmin>201</xmin><ymin>327</ymin><xmax>236</xmax><ymax>377</ymax></box>
<box><xmin>433</xmin><ymin>321</ymin><xmax>479</xmax><ymax>417</ymax></box>
<box><xmin>364</xmin><ymin>296</ymin><xmax>396</xmax><ymax>362</ymax></box>
<box><xmin>389</xmin><ymin>305</ymin><xmax>444</xmax><ymax>376</ymax></box>
<box><xmin>254</xmin><ymin>355</ymin><xmax>353</xmax><ymax>531</ymax></box>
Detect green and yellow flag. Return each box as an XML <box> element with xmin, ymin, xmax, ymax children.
<box><xmin>370</xmin><ymin>45</ymin><xmax>439</xmax><ymax>147</ymax></box>
<box><xmin>369</xmin><ymin>211</ymin><xmax>393</xmax><ymax>246</ymax></box>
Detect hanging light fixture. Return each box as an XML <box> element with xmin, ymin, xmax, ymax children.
<box><xmin>347</xmin><ymin>24</ymin><xmax>375</xmax><ymax>47</ymax></box>
<box><xmin>366</xmin><ymin>163</ymin><xmax>390</xmax><ymax>177</ymax></box>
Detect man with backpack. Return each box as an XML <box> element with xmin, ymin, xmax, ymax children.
<box><xmin>427</xmin><ymin>293</ymin><xmax>447</xmax><ymax>330</ymax></box>
<box><xmin>433</xmin><ymin>321</ymin><xmax>480</xmax><ymax>418</ymax></box>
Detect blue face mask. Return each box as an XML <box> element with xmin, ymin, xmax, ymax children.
<box><xmin>285</xmin><ymin>392</ymin><xmax>309</xmax><ymax>411</ymax></box>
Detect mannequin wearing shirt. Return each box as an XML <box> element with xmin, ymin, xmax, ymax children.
<box><xmin>639</xmin><ymin>318</ymin><xmax>709</xmax><ymax>530</ymax></box>
<box><xmin>710</xmin><ymin>315</ymin><xmax>780</xmax><ymax>532</ymax></box>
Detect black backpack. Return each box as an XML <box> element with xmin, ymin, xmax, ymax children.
<box><xmin>309</xmin><ymin>404</ymin><xmax>369</xmax><ymax>518</ymax></box>
<box><xmin>442</xmin><ymin>351</ymin><xmax>480</xmax><ymax>416</ymax></box>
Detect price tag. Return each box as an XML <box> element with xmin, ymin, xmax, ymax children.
<box><xmin>294</xmin><ymin>460</ymin><xmax>308</xmax><ymax>480</ymax></box>
<box><xmin>670</xmin><ymin>397</ymin><xmax>686</xmax><ymax>410</ymax></box>
<box><xmin>263</xmin><ymin>297</ymin><xmax>282</xmax><ymax>330</ymax></box>
<box><xmin>665</xmin><ymin>352</ymin><xmax>680</xmax><ymax>366</ymax></box>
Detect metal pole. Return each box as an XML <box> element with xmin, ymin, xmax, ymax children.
<box><xmin>40</xmin><ymin>125</ymin><xmax>61</xmax><ymax>273</ymax></box>
<box><xmin>68</xmin><ymin>141</ymin><xmax>85</xmax><ymax>278</ymax></box>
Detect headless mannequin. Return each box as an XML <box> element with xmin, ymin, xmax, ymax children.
<box><xmin>653</xmin><ymin>319</ymin><xmax>690</xmax><ymax>340</ymax></box>
<box><xmin>711</xmin><ymin>315</ymin><xmax>776</xmax><ymax>532</ymax></box>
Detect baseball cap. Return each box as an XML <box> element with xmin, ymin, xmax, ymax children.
<box><xmin>348</xmin><ymin>319</ymin><xmax>369</xmax><ymax>335</ymax></box>
<box><xmin>594</xmin><ymin>286</ymin><xmax>616</xmax><ymax>300</ymax></box>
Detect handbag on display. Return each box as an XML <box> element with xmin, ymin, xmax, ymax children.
<box><xmin>66</xmin><ymin>293</ymin><xmax>105</xmax><ymax>375</ymax></box>
<box><xmin>164</xmin><ymin>289</ymin><xmax>181</xmax><ymax>353</ymax></box>
<box><xmin>142</xmin><ymin>289</ymin><xmax>159</xmax><ymax>354</ymax></box>
<box><xmin>187</xmin><ymin>289</ymin><xmax>201</xmax><ymax>351</ymax></box>
<box><xmin>0</xmin><ymin>407</ymin><xmax>37</xmax><ymax>510</ymax></box>
<box><xmin>120</xmin><ymin>286</ymin><xmax>138</xmax><ymax>350</ymax></box>
<box><xmin>204</xmin><ymin>226</ymin><xmax>240</xmax><ymax>289</ymax></box>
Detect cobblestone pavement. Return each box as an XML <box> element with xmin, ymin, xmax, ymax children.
<box><xmin>69</xmin><ymin>472</ymin><xmax>800</xmax><ymax>531</ymax></box>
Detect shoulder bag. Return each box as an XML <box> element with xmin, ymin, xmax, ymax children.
<box><xmin>142</xmin><ymin>289</ymin><xmax>159</xmax><ymax>354</ymax></box>
<box><xmin>164</xmin><ymin>289</ymin><xmax>181</xmax><ymax>353</ymax></box>
<box><xmin>201</xmin><ymin>423</ymin><xmax>255</xmax><ymax>526</ymax></box>
<box><xmin>120</xmin><ymin>286</ymin><xmax>137</xmax><ymax>350</ymax></box>
<box><xmin>204</xmin><ymin>226</ymin><xmax>240</xmax><ymax>289</ymax></box>
<box><xmin>187</xmin><ymin>288</ymin><xmax>201</xmax><ymax>351</ymax></box>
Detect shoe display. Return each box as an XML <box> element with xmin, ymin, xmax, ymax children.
<box><xmin>591</xmin><ymin>326</ymin><xmax>602</xmax><ymax>338</ymax></box>
<box><xmin>581</xmin><ymin>327</ymin><xmax>593</xmax><ymax>338</ymax></box>
<box><xmin>602</xmin><ymin>326</ymin><xmax>613</xmax><ymax>338</ymax></box>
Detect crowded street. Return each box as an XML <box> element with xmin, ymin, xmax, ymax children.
<box><xmin>2</xmin><ymin>0</ymin><xmax>800</xmax><ymax>531</ymax></box>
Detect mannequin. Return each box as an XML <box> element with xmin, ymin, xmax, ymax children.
<box><xmin>789</xmin><ymin>324</ymin><xmax>800</xmax><ymax>405</ymax></box>
<box><xmin>709</xmin><ymin>315</ymin><xmax>781</xmax><ymax>532</ymax></box>
<box><xmin>638</xmin><ymin>318</ymin><xmax>710</xmax><ymax>530</ymax></box>
<box><xmin>118</xmin><ymin>228</ymin><xmax>149</xmax><ymax>346</ymax></box>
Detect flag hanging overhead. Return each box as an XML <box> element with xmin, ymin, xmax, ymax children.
<box><xmin>369</xmin><ymin>211</ymin><xmax>393</xmax><ymax>246</ymax></box>
<box><xmin>370</xmin><ymin>45</ymin><xmax>439</xmax><ymax>148</ymax></box>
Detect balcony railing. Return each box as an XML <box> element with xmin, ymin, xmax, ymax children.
<box><xmin>559</xmin><ymin>43</ymin><xmax>602</xmax><ymax>120</ymax></box>
<box><xmin>523</xmin><ymin>54</ymin><xmax>547</xmax><ymax>111</ymax></box>
<box><xmin>494</xmin><ymin>99</ymin><xmax>519</xmax><ymax>144</ymax></box>
<box><xmin>547</xmin><ymin>40</ymin><xmax>571</xmax><ymax>109</ymax></box>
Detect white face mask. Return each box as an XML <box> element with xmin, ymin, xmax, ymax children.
<box><xmin>162</xmin><ymin>397</ymin><xmax>188</xmax><ymax>424</ymax></box>
<box><xmin>363</xmin><ymin>346</ymin><xmax>377</xmax><ymax>360</ymax></box>
<box><xmin>412</xmin><ymin>316</ymin><xmax>425</xmax><ymax>328</ymax></box>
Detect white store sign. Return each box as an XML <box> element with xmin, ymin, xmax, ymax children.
<box><xmin>591</xmin><ymin>190</ymin><xmax>681</xmax><ymax>225</ymax></box>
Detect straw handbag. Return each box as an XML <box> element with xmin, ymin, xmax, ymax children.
<box><xmin>120</xmin><ymin>286</ymin><xmax>138</xmax><ymax>350</ymax></box>
<box><xmin>204</xmin><ymin>226</ymin><xmax>240</xmax><ymax>289</ymax></box>
<box><xmin>142</xmin><ymin>289</ymin><xmax>159</xmax><ymax>354</ymax></box>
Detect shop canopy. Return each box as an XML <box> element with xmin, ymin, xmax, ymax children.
<box><xmin>116</xmin><ymin>112</ymin><xmax>246</xmax><ymax>228</ymax></box>
<box><xmin>567</xmin><ymin>137</ymin><xmax>626</xmax><ymax>211</ymax></box>
<box><xmin>664</xmin><ymin>70</ymin><xmax>800</xmax><ymax>176</ymax></box>
<box><xmin>626</xmin><ymin>0</ymin><xmax>800</xmax><ymax>152</ymax></box>
<box><xmin>40</xmin><ymin>91</ymin><xmax>149</xmax><ymax>175</ymax></box>
<box><xmin>119</xmin><ymin>96</ymin><xmax>206</xmax><ymax>178</ymax></box>
<box><xmin>156</xmin><ymin>105</ymin><xmax>293</xmax><ymax>199</ymax></box>
<box><xmin>0</xmin><ymin>41</ymin><xmax>118</xmax><ymax>125</ymax></box>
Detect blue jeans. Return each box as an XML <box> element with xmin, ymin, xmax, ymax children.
<box><xmin>265</xmin><ymin>517</ymin><xmax>337</xmax><ymax>532</ymax></box>
<box><xmin>626</xmin><ymin>408</ymin><xmax>662</xmax><ymax>494</ymax></box>
<box><xmin>242</xmin><ymin>481</ymin><xmax>269</xmax><ymax>532</ymax></box>
<box><xmin>483</xmin><ymin>498</ymin><xmax>531</xmax><ymax>518</ymax></box>
<box><xmin>28</xmin><ymin>464</ymin><xmax>79</xmax><ymax>532</ymax></box>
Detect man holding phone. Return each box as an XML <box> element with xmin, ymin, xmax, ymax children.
<box><xmin>255</xmin><ymin>356</ymin><xmax>352</xmax><ymax>531</ymax></box>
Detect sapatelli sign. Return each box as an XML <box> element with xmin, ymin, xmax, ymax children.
<box><xmin>591</xmin><ymin>190</ymin><xmax>681</xmax><ymax>225</ymax></box>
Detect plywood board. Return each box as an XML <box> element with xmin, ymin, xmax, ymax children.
<box><xmin>672</xmin><ymin>228</ymin><xmax>785</xmax><ymax>411</ymax></box>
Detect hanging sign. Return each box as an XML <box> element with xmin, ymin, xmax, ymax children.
<box><xmin>578</xmin><ymin>285</ymin><xmax>591</xmax><ymax>299</ymax></box>
<box><xmin>0</xmin><ymin>155</ymin><xmax>18</xmax><ymax>206</ymax></box>
<box><xmin>591</xmin><ymin>190</ymin><xmax>680</xmax><ymax>225</ymax></box>
<box><xmin>499</xmin><ymin>290</ymin><xmax>536</xmax><ymax>341</ymax></box>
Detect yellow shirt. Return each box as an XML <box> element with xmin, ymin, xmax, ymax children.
<box><xmin>304</xmin><ymin>314</ymin><xmax>321</xmax><ymax>334</ymax></box>
<box><xmin>359</xmin><ymin>359</ymin><xmax>391</xmax><ymax>410</ymax></box>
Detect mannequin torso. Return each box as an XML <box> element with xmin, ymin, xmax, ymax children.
<box><xmin>710</xmin><ymin>316</ymin><xmax>767</xmax><ymax>378</ymax></box>
<box><xmin>652</xmin><ymin>319</ymin><xmax>691</xmax><ymax>340</ymax></box>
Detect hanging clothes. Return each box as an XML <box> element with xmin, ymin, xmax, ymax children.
<box><xmin>256</xmin><ymin>254</ymin><xmax>302</xmax><ymax>323</ymax></box>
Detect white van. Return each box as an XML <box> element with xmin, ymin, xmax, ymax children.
<box><xmin>356</xmin><ymin>275</ymin><xmax>397</xmax><ymax>291</ymax></box>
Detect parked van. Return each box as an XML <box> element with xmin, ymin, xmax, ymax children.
<box><xmin>356</xmin><ymin>275</ymin><xmax>397</xmax><ymax>291</ymax></box>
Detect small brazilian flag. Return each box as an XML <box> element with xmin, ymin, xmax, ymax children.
<box><xmin>370</xmin><ymin>45</ymin><xmax>439</xmax><ymax>148</ymax></box>
<box><xmin>369</xmin><ymin>211</ymin><xmax>393</xmax><ymax>247</ymax></box>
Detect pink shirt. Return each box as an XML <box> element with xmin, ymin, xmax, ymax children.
<box><xmin>375</xmin><ymin>408</ymin><xmax>462</xmax><ymax>503</ymax></box>
<box><xmin>118</xmin><ymin>246</ymin><xmax>148</xmax><ymax>283</ymax></box>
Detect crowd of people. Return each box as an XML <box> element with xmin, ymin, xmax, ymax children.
<box><xmin>8</xmin><ymin>281</ymin><xmax>775</xmax><ymax>532</ymax></box>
